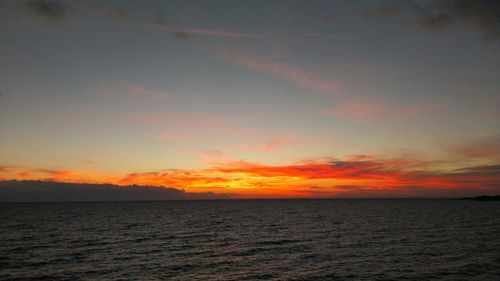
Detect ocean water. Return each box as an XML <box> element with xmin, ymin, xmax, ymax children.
<box><xmin>1</xmin><ymin>199</ymin><xmax>499</xmax><ymax>280</ymax></box>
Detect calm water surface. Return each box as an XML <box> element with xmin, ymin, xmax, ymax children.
<box><xmin>1</xmin><ymin>199</ymin><xmax>499</xmax><ymax>280</ymax></box>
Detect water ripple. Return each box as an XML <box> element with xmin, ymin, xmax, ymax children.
<box><xmin>1</xmin><ymin>199</ymin><xmax>499</xmax><ymax>280</ymax></box>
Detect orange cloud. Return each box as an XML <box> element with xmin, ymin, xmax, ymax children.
<box><xmin>2</xmin><ymin>156</ymin><xmax>499</xmax><ymax>198</ymax></box>
<box><xmin>0</xmin><ymin>167</ymin><xmax>106</xmax><ymax>184</ymax></box>
<box><xmin>36</xmin><ymin>169</ymin><xmax>104</xmax><ymax>183</ymax></box>
<box><xmin>107</xmin><ymin>158</ymin><xmax>499</xmax><ymax>197</ymax></box>
<box><xmin>0</xmin><ymin>166</ymin><xmax>16</xmax><ymax>173</ymax></box>
<box><xmin>220</xmin><ymin>50</ymin><xmax>343</xmax><ymax>95</ymax></box>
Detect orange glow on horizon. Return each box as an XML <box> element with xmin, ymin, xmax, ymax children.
<box><xmin>1</xmin><ymin>156</ymin><xmax>499</xmax><ymax>198</ymax></box>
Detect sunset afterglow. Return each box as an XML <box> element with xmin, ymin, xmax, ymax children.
<box><xmin>1</xmin><ymin>0</ymin><xmax>499</xmax><ymax>198</ymax></box>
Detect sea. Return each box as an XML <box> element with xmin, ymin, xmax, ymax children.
<box><xmin>1</xmin><ymin>199</ymin><xmax>499</xmax><ymax>280</ymax></box>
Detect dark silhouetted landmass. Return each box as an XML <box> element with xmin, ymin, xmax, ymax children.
<box><xmin>459</xmin><ymin>195</ymin><xmax>500</xmax><ymax>201</ymax></box>
<box><xmin>0</xmin><ymin>180</ymin><xmax>230</xmax><ymax>202</ymax></box>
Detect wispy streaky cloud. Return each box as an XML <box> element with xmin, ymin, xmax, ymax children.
<box><xmin>126</xmin><ymin>84</ymin><xmax>174</xmax><ymax>100</ymax></box>
<box><xmin>163</xmin><ymin>27</ymin><xmax>273</xmax><ymax>38</ymax></box>
<box><xmin>231</xmin><ymin>138</ymin><xmax>291</xmax><ymax>153</ymax></box>
<box><xmin>94</xmin><ymin>82</ymin><xmax>174</xmax><ymax>100</ymax></box>
<box><xmin>392</xmin><ymin>83</ymin><xmax>498</xmax><ymax>93</ymax></box>
<box><xmin>185</xmin><ymin>139</ymin><xmax>290</xmax><ymax>163</ymax></box>
<box><xmin>442</xmin><ymin>135</ymin><xmax>500</xmax><ymax>159</ymax></box>
<box><xmin>220</xmin><ymin>49</ymin><xmax>343</xmax><ymax>95</ymax></box>
<box><xmin>24</xmin><ymin>0</ymin><xmax>69</xmax><ymax>22</ymax></box>
<box><xmin>162</xmin><ymin>27</ymin><xmax>345</xmax><ymax>39</ymax></box>
<box><xmin>9</xmin><ymin>1</ymin><xmax>342</xmax><ymax>40</ymax></box>
<box><xmin>320</xmin><ymin>102</ymin><xmax>432</xmax><ymax>120</ymax></box>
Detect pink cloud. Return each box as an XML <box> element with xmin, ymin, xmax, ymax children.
<box><xmin>184</xmin><ymin>148</ymin><xmax>228</xmax><ymax>160</ymax></box>
<box><xmin>126</xmin><ymin>84</ymin><xmax>173</xmax><ymax>100</ymax></box>
<box><xmin>127</xmin><ymin>112</ymin><xmax>282</xmax><ymax>143</ymax></box>
<box><xmin>348</xmin><ymin>154</ymin><xmax>376</xmax><ymax>161</ymax></box>
<box><xmin>320</xmin><ymin>101</ymin><xmax>433</xmax><ymax>120</ymax></box>
<box><xmin>220</xmin><ymin>50</ymin><xmax>343</xmax><ymax>95</ymax></box>
<box><xmin>93</xmin><ymin>82</ymin><xmax>174</xmax><ymax>100</ymax></box>
<box><xmin>232</xmin><ymin>138</ymin><xmax>291</xmax><ymax>153</ymax></box>
<box><xmin>123</xmin><ymin>112</ymin><xmax>237</xmax><ymax>129</ymax></box>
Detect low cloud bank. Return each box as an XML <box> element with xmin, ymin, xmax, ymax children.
<box><xmin>0</xmin><ymin>180</ymin><xmax>230</xmax><ymax>202</ymax></box>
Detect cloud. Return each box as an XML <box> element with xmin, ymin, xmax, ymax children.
<box><xmin>185</xmin><ymin>148</ymin><xmax>231</xmax><ymax>162</ymax></box>
<box><xmin>36</xmin><ymin>168</ymin><xmax>97</xmax><ymax>182</ymax></box>
<box><xmin>320</xmin><ymin>101</ymin><xmax>432</xmax><ymax>120</ymax></box>
<box><xmin>123</xmin><ymin>112</ymin><xmax>241</xmax><ymax>130</ymax></box>
<box><xmin>198</xmin><ymin>149</ymin><xmax>226</xmax><ymax>159</ymax></box>
<box><xmin>209</xmin><ymin>158</ymin><xmax>500</xmax><ymax>193</ymax></box>
<box><xmin>126</xmin><ymin>84</ymin><xmax>174</xmax><ymax>100</ymax></box>
<box><xmin>163</xmin><ymin>28</ymin><xmax>346</xmax><ymax>40</ymax></box>
<box><xmin>116</xmin><ymin>169</ymin><xmax>236</xmax><ymax>191</ymax></box>
<box><xmin>366</xmin><ymin>0</ymin><xmax>500</xmax><ymax>41</ymax></box>
<box><xmin>211</xmin><ymin>159</ymin><xmax>403</xmax><ymax>180</ymax></box>
<box><xmin>172</xmin><ymin>30</ymin><xmax>191</xmax><ymax>40</ymax></box>
<box><xmin>230</xmin><ymin>138</ymin><xmax>291</xmax><ymax>153</ymax></box>
<box><xmin>2</xmin><ymin>154</ymin><xmax>499</xmax><ymax>198</ymax></box>
<box><xmin>163</xmin><ymin>27</ymin><xmax>274</xmax><ymax>38</ymax></box>
<box><xmin>24</xmin><ymin>0</ymin><xmax>69</xmax><ymax>21</ymax></box>
<box><xmin>9</xmin><ymin>1</ymin><xmax>342</xmax><ymax>40</ymax></box>
<box><xmin>87</xmin><ymin>2</ymin><xmax>132</xmax><ymax>23</ymax></box>
<box><xmin>442</xmin><ymin>135</ymin><xmax>500</xmax><ymax>158</ymax></box>
<box><xmin>124</xmin><ymin>112</ymin><xmax>273</xmax><ymax>144</ymax></box>
<box><xmin>87</xmin><ymin>3</ymin><xmax>280</xmax><ymax>39</ymax></box>
<box><xmin>454</xmin><ymin>164</ymin><xmax>500</xmax><ymax>174</ymax></box>
<box><xmin>0</xmin><ymin>166</ymin><xmax>103</xmax><ymax>184</ymax></box>
<box><xmin>93</xmin><ymin>82</ymin><xmax>174</xmax><ymax>100</ymax></box>
<box><xmin>348</xmin><ymin>154</ymin><xmax>376</xmax><ymax>162</ymax></box>
<box><xmin>415</xmin><ymin>0</ymin><xmax>500</xmax><ymax>41</ymax></box>
<box><xmin>362</xmin><ymin>3</ymin><xmax>399</xmax><ymax>19</ymax></box>
<box><xmin>0</xmin><ymin>180</ymin><xmax>229</xmax><ymax>202</ymax></box>
<box><xmin>0</xmin><ymin>166</ymin><xmax>16</xmax><ymax>173</ymax></box>
<box><xmin>220</xmin><ymin>50</ymin><xmax>343</xmax><ymax>95</ymax></box>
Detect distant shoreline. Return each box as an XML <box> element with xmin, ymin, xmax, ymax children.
<box><xmin>1</xmin><ymin>180</ymin><xmax>499</xmax><ymax>203</ymax></box>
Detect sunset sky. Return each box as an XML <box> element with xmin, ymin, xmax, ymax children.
<box><xmin>1</xmin><ymin>0</ymin><xmax>499</xmax><ymax>198</ymax></box>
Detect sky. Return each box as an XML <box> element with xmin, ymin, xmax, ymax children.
<box><xmin>0</xmin><ymin>0</ymin><xmax>499</xmax><ymax>198</ymax></box>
